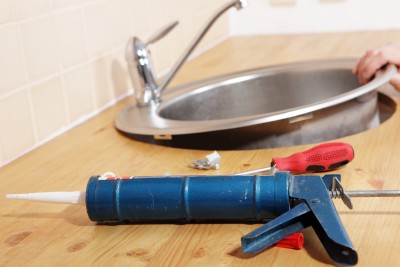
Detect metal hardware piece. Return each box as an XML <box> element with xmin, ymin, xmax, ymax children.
<box><xmin>330</xmin><ymin>176</ymin><xmax>400</xmax><ymax>209</ymax></box>
<box><xmin>190</xmin><ymin>151</ymin><xmax>221</xmax><ymax>170</ymax></box>
<box><xmin>330</xmin><ymin>176</ymin><xmax>354</xmax><ymax>209</ymax></box>
<box><xmin>234</xmin><ymin>165</ymin><xmax>275</xmax><ymax>176</ymax></box>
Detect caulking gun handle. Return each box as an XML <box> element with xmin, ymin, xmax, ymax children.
<box><xmin>272</xmin><ymin>142</ymin><xmax>354</xmax><ymax>174</ymax></box>
<box><xmin>242</xmin><ymin>174</ymin><xmax>358</xmax><ymax>266</ymax></box>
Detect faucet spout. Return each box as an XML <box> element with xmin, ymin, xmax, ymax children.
<box><xmin>126</xmin><ymin>0</ymin><xmax>247</xmax><ymax>107</ymax></box>
<box><xmin>156</xmin><ymin>0</ymin><xmax>248</xmax><ymax>98</ymax></box>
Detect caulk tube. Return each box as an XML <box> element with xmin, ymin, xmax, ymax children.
<box><xmin>84</xmin><ymin>172</ymin><xmax>291</xmax><ymax>223</ymax></box>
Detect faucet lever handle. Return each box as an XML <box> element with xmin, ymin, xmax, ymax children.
<box><xmin>147</xmin><ymin>21</ymin><xmax>179</xmax><ymax>45</ymax></box>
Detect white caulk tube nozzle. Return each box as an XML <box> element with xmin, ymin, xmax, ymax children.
<box><xmin>6</xmin><ymin>191</ymin><xmax>85</xmax><ymax>205</ymax></box>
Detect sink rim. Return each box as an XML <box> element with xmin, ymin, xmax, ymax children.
<box><xmin>115</xmin><ymin>58</ymin><xmax>396</xmax><ymax>136</ymax></box>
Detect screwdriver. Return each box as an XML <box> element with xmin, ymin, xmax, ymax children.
<box><xmin>235</xmin><ymin>142</ymin><xmax>354</xmax><ymax>175</ymax></box>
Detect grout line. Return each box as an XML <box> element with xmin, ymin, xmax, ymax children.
<box><xmin>0</xmin><ymin>1</ymin><xmax>231</xmax><ymax>167</ymax></box>
<box><xmin>0</xmin><ymin>29</ymin><xmax>224</xmax><ymax>168</ymax></box>
<box><xmin>0</xmin><ymin>45</ymin><xmax>124</xmax><ymax>102</ymax></box>
<box><xmin>47</xmin><ymin>0</ymin><xmax>53</xmax><ymax>12</ymax></box>
<box><xmin>0</xmin><ymin>89</ymin><xmax>133</xmax><ymax>168</ymax></box>
<box><xmin>0</xmin><ymin>31</ymin><xmax>224</xmax><ymax>104</ymax></box>
<box><xmin>59</xmin><ymin>73</ymin><xmax>71</xmax><ymax>125</ymax></box>
<box><xmin>16</xmin><ymin>18</ymin><xmax>39</xmax><ymax>143</ymax></box>
<box><xmin>0</xmin><ymin>0</ymin><xmax>107</xmax><ymax>30</ymax></box>
<box><xmin>50</xmin><ymin>12</ymin><xmax>71</xmax><ymax>126</ymax></box>
<box><xmin>80</xmin><ymin>6</ymin><xmax>97</xmax><ymax>111</ymax></box>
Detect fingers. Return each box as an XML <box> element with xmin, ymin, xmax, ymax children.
<box><xmin>352</xmin><ymin>58</ymin><xmax>361</xmax><ymax>74</ymax></box>
<box><xmin>353</xmin><ymin>43</ymin><xmax>400</xmax><ymax>85</ymax></box>
<box><xmin>356</xmin><ymin>49</ymin><xmax>388</xmax><ymax>84</ymax></box>
<box><xmin>352</xmin><ymin>49</ymin><xmax>375</xmax><ymax>81</ymax></box>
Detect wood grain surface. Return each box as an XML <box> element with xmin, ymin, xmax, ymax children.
<box><xmin>2</xmin><ymin>30</ymin><xmax>400</xmax><ymax>266</ymax></box>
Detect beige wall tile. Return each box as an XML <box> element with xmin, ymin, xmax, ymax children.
<box><xmin>52</xmin><ymin>0</ymin><xmax>86</xmax><ymax>10</ymax></box>
<box><xmin>63</xmin><ymin>64</ymin><xmax>95</xmax><ymax>122</ymax></box>
<box><xmin>31</xmin><ymin>77</ymin><xmax>67</xmax><ymax>141</ymax></box>
<box><xmin>14</xmin><ymin>0</ymin><xmax>50</xmax><ymax>20</ymax></box>
<box><xmin>168</xmin><ymin>0</ymin><xmax>201</xmax><ymax>20</ymax></box>
<box><xmin>144</xmin><ymin>1</ymin><xmax>175</xmax><ymax>75</ymax></box>
<box><xmin>0</xmin><ymin>0</ymin><xmax>14</xmax><ymax>24</ymax></box>
<box><xmin>84</xmin><ymin>2</ymin><xmax>113</xmax><ymax>57</ymax></box>
<box><xmin>110</xmin><ymin>48</ymin><xmax>130</xmax><ymax>98</ymax></box>
<box><xmin>91</xmin><ymin>55</ymin><xmax>114</xmax><ymax>107</ymax></box>
<box><xmin>131</xmin><ymin>0</ymin><xmax>152</xmax><ymax>39</ymax></box>
<box><xmin>0</xmin><ymin>0</ymin><xmax>230</xmax><ymax>166</ymax></box>
<box><xmin>0</xmin><ymin>146</ymin><xmax>3</xmax><ymax>164</ymax></box>
<box><xmin>159</xmin><ymin>1</ymin><xmax>231</xmax><ymax>76</ymax></box>
<box><xmin>165</xmin><ymin>21</ymin><xmax>187</xmax><ymax>71</ymax></box>
<box><xmin>0</xmin><ymin>91</ymin><xmax>35</xmax><ymax>160</ymax></box>
<box><xmin>107</xmin><ymin>0</ymin><xmax>134</xmax><ymax>47</ymax></box>
<box><xmin>151</xmin><ymin>40</ymin><xmax>173</xmax><ymax>76</ymax></box>
<box><xmin>54</xmin><ymin>9</ymin><xmax>88</xmax><ymax>68</ymax></box>
<box><xmin>0</xmin><ymin>25</ymin><xmax>27</xmax><ymax>96</ymax></box>
<box><xmin>21</xmin><ymin>16</ymin><xmax>60</xmax><ymax>81</ymax></box>
<box><xmin>149</xmin><ymin>0</ymin><xmax>173</xmax><ymax>31</ymax></box>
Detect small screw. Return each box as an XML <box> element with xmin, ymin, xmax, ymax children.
<box><xmin>311</xmin><ymin>199</ymin><xmax>320</xmax><ymax>204</ymax></box>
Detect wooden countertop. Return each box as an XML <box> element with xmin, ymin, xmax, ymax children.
<box><xmin>2</xmin><ymin>31</ymin><xmax>400</xmax><ymax>266</ymax></box>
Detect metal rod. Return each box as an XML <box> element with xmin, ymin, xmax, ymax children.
<box><xmin>346</xmin><ymin>190</ymin><xmax>400</xmax><ymax>197</ymax></box>
<box><xmin>234</xmin><ymin>166</ymin><xmax>272</xmax><ymax>176</ymax></box>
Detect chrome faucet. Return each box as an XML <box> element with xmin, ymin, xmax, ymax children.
<box><xmin>125</xmin><ymin>0</ymin><xmax>248</xmax><ymax>106</ymax></box>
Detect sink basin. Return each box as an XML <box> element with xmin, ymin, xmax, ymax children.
<box><xmin>115</xmin><ymin>59</ymin><xmax>396</xmax><ymax>150</ymax></box>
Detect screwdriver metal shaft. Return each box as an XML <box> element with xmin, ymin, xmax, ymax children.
<box><xmin>234</xmin><ymin>166</ymin><xmax>272</xmax><ymax>176</ymax></box>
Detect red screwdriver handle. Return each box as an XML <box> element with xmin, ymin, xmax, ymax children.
<box><xmin>272</xmin><ymin>142</ymin><xmax>354</xmax><ymax>174</ymax></box>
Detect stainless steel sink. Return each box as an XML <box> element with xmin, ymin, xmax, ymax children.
<box><xmin>115</xmin><ymin>59</ymin><xmax>396</xmax><ymax>150</ymax></box>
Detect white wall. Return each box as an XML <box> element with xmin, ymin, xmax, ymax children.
<box><xmin>230</xmin><ymin>0</ymin><xmax>400</xmax><ymax>35</ymax></box>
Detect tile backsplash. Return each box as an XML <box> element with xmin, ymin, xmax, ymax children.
<box><xmin>0</xmin><ymin>0</ymin><xmax>230</xmax><ymax>166</ymax></box>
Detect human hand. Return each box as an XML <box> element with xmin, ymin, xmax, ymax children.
<box><xmin>352</xmin><ymin>42</ymin><xmax>400</xmax><ymax>91</ymax></box>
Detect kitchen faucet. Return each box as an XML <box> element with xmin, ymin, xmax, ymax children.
<box><xmin>125</xmin><ymin>0</ymin><xmax>248</xmax><ymax>106</ymax></box>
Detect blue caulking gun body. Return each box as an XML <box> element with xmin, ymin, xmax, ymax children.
<box><xmin>85</xmin><ymin>171</ymin><xmax>357</xmax><ymax>266</ymax></box>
